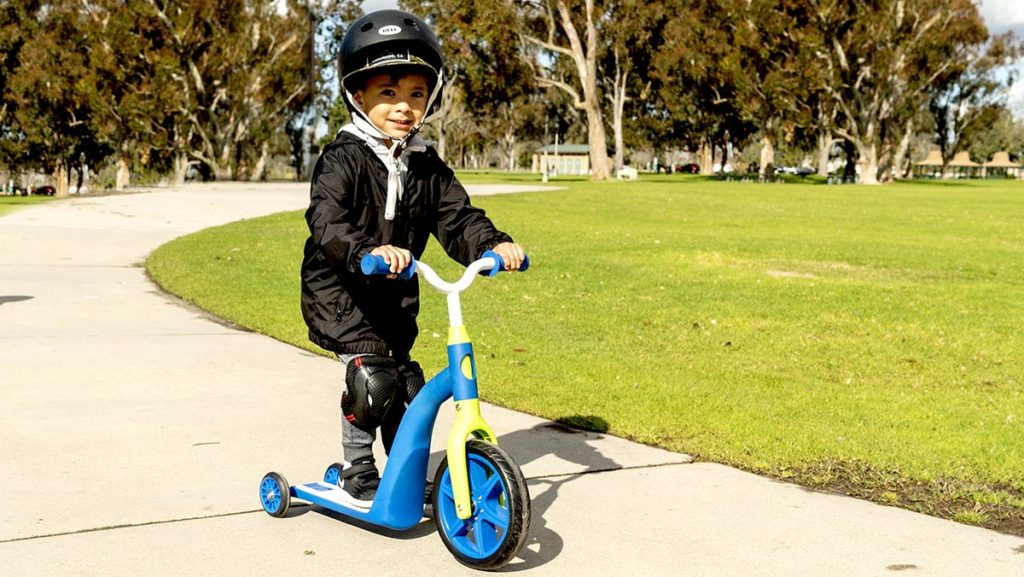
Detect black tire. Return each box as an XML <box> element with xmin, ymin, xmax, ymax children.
<box><xmin>432</xmin><ymin>439</ymin><xmax>531</xmax><ymax>570</ymax></box>
<box><xmin>259</xmin><ymin>472</ymin><xmax>290</xmax><ymax>517</ymax></box>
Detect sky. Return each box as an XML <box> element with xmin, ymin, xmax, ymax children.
<box><xmin>358</xmin><ymin>0</ymin><xmax>1024</xmax><ymax>113</ymax></box>
<box><xmin>979</xmin><ymin>0</ymin><xmax>1024</xmax><ymax>114</ymax></box>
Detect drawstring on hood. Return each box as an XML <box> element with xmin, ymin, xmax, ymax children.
<box><xmin>340</xmin><ymin>122</ymin><xmax>427</xmax><ymax>221</ymax></box>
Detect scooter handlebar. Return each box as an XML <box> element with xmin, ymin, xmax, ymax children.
<box><xmin>360</xmin><ymin>254</ymin><xmax>416</xmax><ymax>280</ymax></box>
<box><xmin>480</xmin><ymin>250</ymin><xmax>530</xmax><ymax>277</ymax></box>
<box><xmin>360</xmin><ymin>251</ymin><xmax>530</xmax><ymax>281</ymax></box>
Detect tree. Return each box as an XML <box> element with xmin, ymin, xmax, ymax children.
<box><xmin>520</xmin><ymin>0</ymin><xmax>611</xmax><ymax>180</ymax></box>
<box><xmin>653</xmin><ymin>0</ymin><xmax>751</xmax><ymax>175</ymax></box>
<box><xmin>309</xmin><ymin>0</ymin><xmax>362</xmax><ymax>176</ymax></box>
<box><xmin>928</xmin><ymin>31</ymin><xmax>1019</xmax><ymax>176</ymax></box>
<box><xmin>80</xmin><ymin>0</ymin><xmax>185</xmax><ymax>189</ymax></box>
<box><xmin>600</xmin><ymin>0</ymin><xmax>666</xmax><ymax>175</ymax></box>
<box><xmin>402</xmin><ymin>0</ymin><xmax>535</xmax><ymax>163</ymax></box>
<box><xmin>808</xmin><ymin>0</ymin><xmax>989</xmax><ymax>184</ymax></box>
<box><xmin>729</xmin><ymin>0</ymin><xmax>822</xmax><ymax>180</ymax></box>
<box><xmin>963</xmin><ymin>104</ymin><xmax>1024</xmax><ymax>163</ymax></box>
<box><xmin>1</xmin><ymin>0</ymin><xmax>109</xmax><ymax>196</ymax></box>
<box><xmin>147</xmin><ymin>0</ymin><xmax>313</xmax><ymax>181</ymax></box>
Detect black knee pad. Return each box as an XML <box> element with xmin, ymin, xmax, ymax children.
<box><xmin>399</xmin><ymin>360</ymin><xmax>425</xmax><ymax>406</ymax></box>
<box><xmin>342</xmin><ymin>355</ymin><xmax>401</xmax><ymax>431</ymax></box>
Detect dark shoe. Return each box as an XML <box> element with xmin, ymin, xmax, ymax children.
<box><xmin>338</xmin><ymin>458</ymin><xmax>380</xmax><ymax>510</ymax></box>
<box><xmin>423</xmin><ymin>480</ymin><xmax>434</xmax><ymax>518</ymax></box>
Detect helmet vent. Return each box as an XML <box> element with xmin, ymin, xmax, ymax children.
<box><xmin>404</xmin><ymin>18</ymin><xmax>416</xmax><ymax>27</ymax></box>
<box><xmin>361</xmin><ymin>22</ymin><xmax>373</xmax><ymax>32</ymax></box>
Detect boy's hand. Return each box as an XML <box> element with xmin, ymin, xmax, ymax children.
<box><xmin>491</xmin><ymin>242</ymin><xmax>526</xmax><ymax>271</ymax></box>
<box><xmin>371</xmin><ymin>245</ymin><xmax>412</xmax><ymax>279</ymax></box>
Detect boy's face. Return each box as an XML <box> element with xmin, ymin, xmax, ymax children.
<box><xmin>354</xmin><ymin>71</ymin><xmax>429</xmax><ymax>141</ymax></box>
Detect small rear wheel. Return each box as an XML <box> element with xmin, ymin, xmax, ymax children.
<box><xmin>324</xmin><ymin>462</ymin><xmax>345</xmax><ymax>485</ymax></box>
<box><xmin>259</xmin><ymin>472</ymin><xmax>290</xmax><ymax>517</ymax></box>
<box><xmin>432</xmin><ymin>439</ymin><xmax>531</xmax><ymax>570</ymax></box>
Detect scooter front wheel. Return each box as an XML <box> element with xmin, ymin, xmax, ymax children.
<box><xmin>259</xmin><ymin>472</ymin><xmax>290</xmax><ymax>517</ymax></box>
<box><xmin>432</xmin><ymin>439</ymin><xmax>531</xmax><ymax>570</ymax></box>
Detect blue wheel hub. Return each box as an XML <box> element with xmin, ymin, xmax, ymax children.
<box><xmin>437</xmin><ymin>453</ymin><xmax>511</xmax><ymax>560</ymax></box>
<box><xmin>260</xmin><ymin>476</ymin><xmax>283</xmax><ymax>513</ymax></box>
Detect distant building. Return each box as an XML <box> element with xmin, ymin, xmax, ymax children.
<box><xmin>981</xmin><ymin>151</ymin><xmax>1022</xmax><ymax>179</ymax></box>
<box><xmin>531</xmin><ymin>144</ymin><xmax>592</xmax><ymax>176</ymax></box>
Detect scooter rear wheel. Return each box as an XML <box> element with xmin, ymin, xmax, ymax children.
<box><xmin>324</xmin><ymin>462</ymin><xmax>345</xmax><ymax>485</ymax></box>
<box><xmin>432</xmin><ymin>439</ymin><xmax>531</xmax><ymax>570</ymax></box>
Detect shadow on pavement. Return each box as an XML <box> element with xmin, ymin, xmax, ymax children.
<box><xmin>0</xmin><ymin>295</ymin><xmax>33</xmax><ymax>305</ymax></box>
<box><xmin>491</xmin><ymin>416</ymin><xmax>620</xmax><ymax>572</ymax></box>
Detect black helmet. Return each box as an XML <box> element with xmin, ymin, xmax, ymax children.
<box><xmin>340</xmin><ymin>10</ymin><xmax>443</xmax><ymax>95</ymax></box>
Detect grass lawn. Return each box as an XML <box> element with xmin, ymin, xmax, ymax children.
<box><xmin>0</xmin><ymin>194</ymin><xmax>55</xmax><ymax>216</ymax></box>
<box><xmin>147</xmin><ymin>175</ymin><xmax>1024</xmax><ymax>534</ymax></box>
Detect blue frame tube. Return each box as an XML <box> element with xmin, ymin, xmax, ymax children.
<box><xmin>298</xmin><ymin>369</ymin><xmax>454</xmax><ymax>530</ymax></box>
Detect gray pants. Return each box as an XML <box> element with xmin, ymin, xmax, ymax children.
<box><xmin>337</xmin><ymin>354</ymin><xmax>404</xmax><ymax>464</ymax></box>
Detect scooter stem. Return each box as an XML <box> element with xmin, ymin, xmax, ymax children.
<box><xmin>444</xmin><ymin>324</ymin><xmax>497</xmax><ymax>520</ymax></box>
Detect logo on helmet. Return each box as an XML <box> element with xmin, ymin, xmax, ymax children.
<box><xmin>378</xmin><ymin>25</ymin><xmax>402</xmax><ymax>36</ymax></box>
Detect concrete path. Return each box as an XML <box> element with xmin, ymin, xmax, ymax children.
<box><xmin>1</xmin><ymin>182</ymin><xmax>1022</xmax><ymax>576</ymax></box>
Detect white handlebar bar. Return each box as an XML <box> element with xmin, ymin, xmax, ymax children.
<box><xmin>414</xmin><ymin>257</ymin><xmax>498</xmax><ymax>295</ymax></box>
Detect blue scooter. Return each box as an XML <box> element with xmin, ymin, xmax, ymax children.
<box><xmin>259</xmin><ymin>251</ymin><xmax>531</xmax><ymax>570</ymax></box>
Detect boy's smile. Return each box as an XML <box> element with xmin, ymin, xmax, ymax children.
<box><xmin>355</xmin><ymin>72</ymin><xmax>429</xmax><ymax>141</ymax></box>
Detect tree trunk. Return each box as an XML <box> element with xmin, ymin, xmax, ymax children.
<box><xmin>856</xmin><ymin>143</ymin><xmax>881</xmax><ymax>185</ymax></box>
<box><xmin>116</xmin><ymin>153</ymin><xmax>131</xmax><ymax>189</ymax></box>
<box><xmin>610</xmin><ymin>49</ymin><xmax>629</xmax><ymax>175</ymax></box>
<box><xmin>759</xmin><ymin>127</ymin><xmax>776</xmax><ymax>182</ymax></box>
<box><xmin>53</xmin><ymin>162</ymin><xmax>70</xmax><ymax>198</ymax></box>
<box><xmin>436</xmin><ymin>124</ymin><xmax>448</xmax><ymax>162</ymax></box>
<box><xmin>699</xmin><ymin>141</ymin><xmax>713</xmax><ymax>175</ymax></box>
<box><xmin>612</xmin><ymin>95</ymin><xmax>624</xmax><ymax>174</ymax></box>
<box><xmin>213</xmin><ymin>163</ymin><xmax>232</xmax><ymax>181</ymax></box>
<box><xmin>536</xmin><ymin>0</ymin><xmax>610</xmax><ymax>180</ymax></box>
<box><xmin>252</xmin><ymin>140</ymin><xmax>270</xmax><ymax>181</ymax></box>
<box><xmin>585</xmin><ymin>102</ymin><xmax>610</xmax><ymax>179</ymax></box>
<box><xmin>172</xmin><ymin>154</ymin><xmax>189</xmax><ymax>186</ymax></box>
<box><xmin>891</xmin><ymin>118</ymin><xmax>914</xmax><ymax>181</ymax></box>
<box><xmin>816</xmin><ymin>129</ymin><xmax>832</xmax><ymax>176</ymax></box>
<box><xmin>435</xmin><ymin>73</ymin><xmax>458</xmax><ymax>162</ymax></box>
<box><xmin>842</xmin><ymin>140</ymin><xmax>857</xmax><ymax>182</ymax></box>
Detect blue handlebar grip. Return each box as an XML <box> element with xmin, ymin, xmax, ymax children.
<box><xmin>360</xmin><ymin>253</ymin><xmax>416</xmax><ymax>280</ymax></box>
<box><xmin>482</xmin><ymin>250</ymin><xmax>530</xmax><ymax>277</ymax></box>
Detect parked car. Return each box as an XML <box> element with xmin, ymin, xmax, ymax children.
<box><xmin>776</xmin><ymin>165</ymin><xmax>815</xmax><ymax>177</ymax></box>
<box><xmin>32</xmin><ymin>185</ymin><xmax>55</xmax><ymax>196</ymax></box>
<box><xmin>675</xmin><ymin>163</ymin><xmax>700</xmax><ymax>174</ymax></box>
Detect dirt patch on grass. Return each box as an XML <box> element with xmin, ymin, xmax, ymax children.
<box><xmin>771</xmin><ymin>458</ymin><xmax>1024</xmax><ymax>537</ymax></box>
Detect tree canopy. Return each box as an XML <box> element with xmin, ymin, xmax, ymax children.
<box><xmin>1</xmin><ymin>0</ymin><xmax>1019</xmax><ymax>190</ymax></box>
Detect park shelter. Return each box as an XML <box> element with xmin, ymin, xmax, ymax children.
<box><xmin>913</xmin><ymin>149</ymin><xmax>943</xmax><ymax>178</ymax></box>
<box><xmin>947</xmin><ymin>151</ymin><xmax>981</xmax><ymax>178</ymax></box>
<box><xmin>981</xmin><ymin>151</ymin><xmax>1022</xmax><ymax>179</ymax></box>
<box><xmin>532</xmin><ymin>144</ymin><xmax>591</xmax><ymax>176</ymax></box>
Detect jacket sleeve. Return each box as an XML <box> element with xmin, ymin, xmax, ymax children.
<box><xmin>433</xmin><ymin>173</ymin><xmax>513</xmax><ymax>266</ymax></box>
<box><xmin>306</xmin><ymin>147</ymin><xmax>378</xmax><ymax>272</ymax></box>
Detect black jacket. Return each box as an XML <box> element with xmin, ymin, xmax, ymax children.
<box><xmin>301</xmin><ymin>132</ymin><xmax>513</xmax><ymax>356</ymax></box>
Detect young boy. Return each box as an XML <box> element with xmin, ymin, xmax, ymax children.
<box><xmin>300</xmin><ymin>9</ymin><xmax>525</xmax><ymax>509</ymax></box>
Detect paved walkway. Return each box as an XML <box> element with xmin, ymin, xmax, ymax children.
<box><xmin>1</xmin><ymin>182</ymin><xmax>1022</xmax><ymax>576</ymax></box>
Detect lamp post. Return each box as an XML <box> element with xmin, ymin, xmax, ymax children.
<box><xmin>542</xmin><ymin>118</ymin><xmax>549</xmax><ymax>183</ymax></box>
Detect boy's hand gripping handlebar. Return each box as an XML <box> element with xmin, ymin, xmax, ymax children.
<box><xmin>360</xmin><ymin>250</ymin><xmax>530</xmax><ymax>284</ymax></box>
